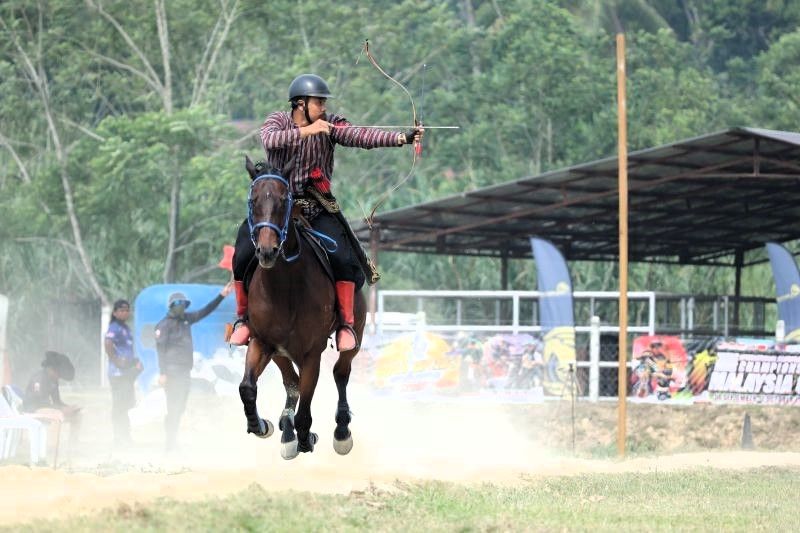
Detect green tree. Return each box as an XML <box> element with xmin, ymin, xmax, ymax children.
<box><xmin>755</xmin><ymin>29</ymin><xmax>800</xmax><ymax>129</ymax></box>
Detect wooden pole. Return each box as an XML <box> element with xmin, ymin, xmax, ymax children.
<box><xmin>369</xmin><ymin>226</ymin><xmax>380</xmax><ymax>332</ymax></box>
<box><xmin>616</xmin><ymin>33</ymin><xmax>629</xmax><ymax>458</ymax></box>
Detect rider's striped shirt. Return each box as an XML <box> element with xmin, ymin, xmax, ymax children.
<box><xmin>260</xmin><ymin>111</ymin><xmax>400</xmax><ymax>217</ymax></box>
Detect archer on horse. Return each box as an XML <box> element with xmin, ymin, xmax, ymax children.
<box><xmin>229</xmin><ymin>73</ymin><xmax>424</xmax><ymax>349</ymax></box>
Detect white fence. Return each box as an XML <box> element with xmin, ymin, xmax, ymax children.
<box><xmin>371</xmin><ymin>290</ymin><xmax>780</xmax><ymax>401</ymax></box>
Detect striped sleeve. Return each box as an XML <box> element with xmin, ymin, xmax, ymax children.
<box><xmin>260</xmin><ymin>112</ymin><xmax>301</xmax><ymax>149</ymax></box>
<box><xmin>329</xmin><ymin>115</ymin><xmax>400</xmax><ymax>149</ymax></box>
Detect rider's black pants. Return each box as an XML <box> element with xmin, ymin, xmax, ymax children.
<box><xmin>232</xmin><ymin>218</ymin><xmax>254</xmax><ymax>282</ymax></box>
<box><xmin>233</xmin><ymin>213</ymin><xmax>364</xmax><ymax>288</ymax></box>
<box><xmin>311</xmin><ymin>211</ymin><xmax>365</xmax><ymax>288</ymax></box>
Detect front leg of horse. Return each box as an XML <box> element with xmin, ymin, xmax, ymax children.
<box><xmin>332</xmin><ymin>350</ymin><xmax>357</xmax><ymax>455</ymax></box>
<box><xmin>294</xmin><ymin>354</ymin><xmax>321</xmax><ymax>456</ymax></box>
<box><xmin>271</xmin><ymin>355</ymin><xmax>302</xmax><ymax>460</ymax></box>
<box><xmin>238</xmin><ymin>338</ymin><xmax>275</xmax><ymax>439</ymax></box>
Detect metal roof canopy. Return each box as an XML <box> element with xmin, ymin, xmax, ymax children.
<box><xmin>355</xmin><ymin>127</ymin><xmax>800</xmax><ymax>267</ymax></box>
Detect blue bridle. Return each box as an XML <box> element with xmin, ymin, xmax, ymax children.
<box><xmin>248</xmin><ymin>173</ymin><xmax>300</xmax><ymax>262</ymax></box>
<box><xmin>247</xmin><ymin>173</ymin><xmax>338</xmax><ymax>263</ymax></box>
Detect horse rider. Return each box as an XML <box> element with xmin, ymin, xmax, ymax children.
<box><xmin>229</xmin><ymin>73</ymin><xmax>424</xmax><ymax>350</ymax></box>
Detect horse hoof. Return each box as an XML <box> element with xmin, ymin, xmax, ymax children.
<box><xmin>333</xmin><ymin>433</ymin><xmax>353</xmax><ymax>455</ymax></box>
<box><xmin>248</xmin><ymin>418</ymin><xmax>274</xmax><ymax>439</ymax></box>
<box><xmin>281</xmin><ymin>439</ymin><xmax>298</xmax><ymax>460</ymax></box>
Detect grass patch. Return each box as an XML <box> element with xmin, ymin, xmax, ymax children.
<box><xmin>10</xmin><ymin>467</ymin><xmax>799</xmax><ymax>532</ymax></box>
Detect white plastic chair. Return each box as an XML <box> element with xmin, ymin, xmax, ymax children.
<box><xmin>0</xmin><ymin>387</ymin><xmax>47</xmax><ymax>465</ymax></box>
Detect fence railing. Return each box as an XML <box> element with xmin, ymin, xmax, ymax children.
<box><xmin>371</xmin><ymin>290</ymin><xmax>779</xmax><ymax>401</ymax></box>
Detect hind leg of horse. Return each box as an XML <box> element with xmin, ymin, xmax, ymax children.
<box><xmin>238</xmin><ymin>338</ymin><xmax>275</xmax><ymax>438</ymax></box>
<box><xmin>333</xmin><ymin>289</ymin><xmax>366</xmax><ymax>454</ymax></box>
<box><xmin>332</xmin><ymin>348</ymin><xmax>358</xmax><ymax>455</ymax></box>
<box><xmin>294</xmin><ymin>354</ymin><xmax>321</xmax><ymax>455</ymax></box>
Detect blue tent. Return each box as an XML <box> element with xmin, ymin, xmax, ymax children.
<box><xmin>133</xmin><ymin>284</ymin><xmax>236</xmax><ymax>390</ymax></box>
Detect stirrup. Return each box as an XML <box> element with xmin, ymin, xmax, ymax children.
<box><xmin>336</xmin><ymin>324</ymin><xmax>359</xmax><ymax>352</ymax></box>
<box><xmin>228</xmin><ymin>319</ymin><xmax>251</xmax><ymax>346</ymax></box>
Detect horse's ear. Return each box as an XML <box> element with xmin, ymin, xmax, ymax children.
<box><xmin>245</xmin><ymin>155</ymin><xmax>257</xmax><ymax>180</ymax></box>
<box><xmin>282</xmin><ymin>154</ymin><xmax>296</xmax><ymax>177</ymax></box>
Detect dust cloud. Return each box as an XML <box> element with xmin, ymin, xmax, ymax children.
<box><xmin>4</xmin><ymin>349</ymin><xmax>800</xmax><ymax>526</ymax></box>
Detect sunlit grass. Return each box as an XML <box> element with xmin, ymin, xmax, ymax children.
<box><xmin>12</xmin><ymin>467</ymin><xmax>799</xmax><ymax>532</ymax></box>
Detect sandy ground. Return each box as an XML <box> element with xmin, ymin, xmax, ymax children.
<box><xmin>3</xmin><ymin>358</ymin><xmax>800</xmax><ymax>526</ymax></box>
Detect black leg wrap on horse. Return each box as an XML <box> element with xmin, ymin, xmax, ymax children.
<box><xmin>297</xmin><ymin>432</ymin><xmax>318</xmax><ymax>453</ymax></box>
<box><xmin>294</xmin><ymin>411</ymin><xmax>317</xmax><ymax>453</ymax></box>
<box><xmin>334</xmin><ymin>426</ymin><xmax>351</xmax><ymax>441</ymax></box>
<box><xmin>335</xmin><ymin>406</ymin><xmax>351</xmax><ymax>426</ymax></box>
<box><xmin>334</xmin><ymin>405</ymin><xmax>352</xmax><ymax>441</ymax></box>
<box><xmin>239</xmin><ymin>382</ymin><xmax>263</xmax><ymax>433</ymax></box>
<box><xmin>239</xmin><ymin>383</ymin><xmax>257</xmax><ymax>415</ymax></box>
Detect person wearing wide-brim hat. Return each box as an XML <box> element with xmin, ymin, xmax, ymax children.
<box><xmin>21</xmin><ymin>350</ymin><xmax>82</xmax><ymax>447</ymax></box>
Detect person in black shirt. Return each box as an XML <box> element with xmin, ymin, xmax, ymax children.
<box><xmin>22</xmin><ymin>350</ymin><xmax>82</xmax><ymax>447</ymax></box>
<box><xmin>155</xmin><ymin>283</ymin><xmax>232</xmax><ymax>451</ymax></box>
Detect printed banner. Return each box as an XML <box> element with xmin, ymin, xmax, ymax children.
<box><xmin>365</xmin><ymin>331</ymin><xmax>548</xmax><ymax>403</ymax></box>
<box><xmin>766</xmin><ymin>242</ymin><xmax>800</xmax><ymax>342</ymax></box>
<box><xmin>707</xmin><ymin>340</ymin><xmax>800</xmax><ymax>405</ymax></box>
<box><xmin>630</xmin><ymin>336</ymin><xmax>800</xmax><ymax>405</ymax></box>
<box><xmin>630</xmin><ymin>335</ymin><xmax>689</xmax><ymax>403</ymax></box>
<box><xmin>530</xmin><ymin>237</ymin><xmax>576</xmax><ymax>395</ymax></box>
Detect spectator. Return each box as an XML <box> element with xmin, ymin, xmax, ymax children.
<box><xmin>104</xmin><ymin>299</ymin><xmax>142</xmax><ymax>446</ymax></box>
<box><xmin>21</xmin><ymin>350</ymin><xmax>81</xmax><ymax>447</ymax></box>
<box><xmin>155</xmin><ymin>282</ymin><xmax>232</xmax><ymax>452</ymax></box>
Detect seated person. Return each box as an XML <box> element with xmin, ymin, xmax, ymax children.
<box><xmin>21</xmin><ymin>350</ymin><xmax>82</xmax><ymax>446</ymax></box>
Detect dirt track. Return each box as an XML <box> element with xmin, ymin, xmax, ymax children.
<box><xmin>4</xmin><ymin>363</ymin><xmax>800</xmax><ymax>526</ymax></box>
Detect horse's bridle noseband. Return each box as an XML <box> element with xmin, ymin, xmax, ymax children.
<box><xmin>248</xmin><ymin>173</ymin><xmax>300</xmax><ymax>262</ymax></box>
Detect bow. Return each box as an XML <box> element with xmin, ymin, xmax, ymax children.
<box><xmin>358</xmin><ymin>39</ymin><xmax>421</xmax><ymax>227</ymax></box>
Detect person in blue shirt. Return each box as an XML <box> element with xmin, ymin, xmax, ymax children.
<box><xmin>104</xmin><ymin>299</ymin><xmax>141</xmax><ymax>446</ymax></box>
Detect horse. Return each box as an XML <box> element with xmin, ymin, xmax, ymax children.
<box><xmin>237</xmin><ymin>156</ymin><xmax>367</xmax><ymax>460</ymax></box>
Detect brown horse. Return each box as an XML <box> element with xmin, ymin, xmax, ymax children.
<box><xmin>237</xmin><ymin>156</ymin><xmax>366</xmax><ymax>459</ymax></box>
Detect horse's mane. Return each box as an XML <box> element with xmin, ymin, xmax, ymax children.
<box><xmin>245</xmin><ymin>153</ymin><xmax>294</xmax><ymax>180</ymax></box>
<box><xmin>253</xmin><ymin>161</ymin><xmax>282</xmax><ymax>176</ymax></box>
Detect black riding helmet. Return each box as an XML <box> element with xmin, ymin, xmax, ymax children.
<box><xmin>289</xmin><ymin>74</ymin><xmax>333</xmax><ymax>125</ymax></box>
<box><xmin>288</xmin><ymin>74</ymin><xmax>333</xmax><ymax>101</ymax></box>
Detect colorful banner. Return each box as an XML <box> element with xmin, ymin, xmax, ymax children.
<box><xmin>766</xmin><ymin>242</ymin><xmax>800</xmax><ymax>342</ymax></box>
<box><xmin>707</xmin><ymin>341</ymin><xmax>800</xmax><ymax>405</ymax></box>
<box><xmin>629</xmin><ymin>336</ymin><xmax>800</xmax><ymax>405</ymax></box>
<box><xmin>530</xmin><ymin>237</ymin><xmax>576</xmax><ymax>395</ymax></box>
<box><xmin>366</xmin><ymin>331</ymin><xmax>547</xmax><ymax>403</ymax></box>
<box><xmin>365</xmin><ymin>332</ymin><xmax>800</xmax><ymax>405</ymax></box>
<box><xmin>630</xmin><ymin>335</ymin><xmax>689</xmax><ymax>402</ymax></box>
